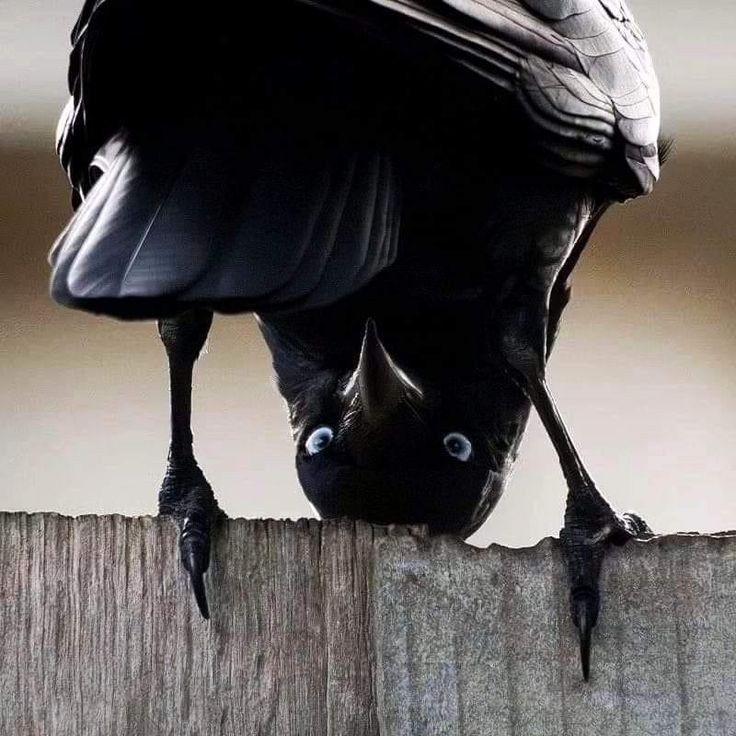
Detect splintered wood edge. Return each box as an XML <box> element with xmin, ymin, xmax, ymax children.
<box><xmin>0</xmin><ymin>511</ymin><xmax>732</xmax><ymax>550</ymax></box>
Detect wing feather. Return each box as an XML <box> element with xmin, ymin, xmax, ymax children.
<box><xmin>58</xmin><ymin>0</ymin><xmax>660</xmax><ymax>210</ymax></box>
<box><xmin>294</xmin><ymin>0</ymin><xmax>660</xmax><ymax>194</ymax></box>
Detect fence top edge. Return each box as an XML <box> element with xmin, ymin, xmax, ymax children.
<box><xmin>1</xmin><ymin>511</ymin><xmax>733</xmax><ymax>550</ymax></box>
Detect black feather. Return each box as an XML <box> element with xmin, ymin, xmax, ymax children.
<box><xmin>50</xmin><ymin>0</ymin><xmax>663</xmax><ymax>539</ymax></box>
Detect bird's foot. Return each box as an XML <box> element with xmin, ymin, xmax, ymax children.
<box><xmin>560</xmin><ymin>485</ymin><xmax>652</xmax><ymax>681</ymax></box>
<box><xmin>158</xmin><ymin>458</ymin><xmax>223</xmax><ymax>620</ymax></box>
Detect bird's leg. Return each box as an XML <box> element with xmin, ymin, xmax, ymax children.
<box><xmin>157</xmin><ymin>308</ymin><xmax>221</xmax><ymax>620</ymax></box>
<box><xmin>523</xmin><ymin>367</ymin><xmax>652</xmax><ymax>680</ymax></box>
<box><xmin>497</xmin><ymin>288</ymin><xmax>652</xmax><ymax>680</ymax></box>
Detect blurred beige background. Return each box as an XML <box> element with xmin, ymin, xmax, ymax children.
<box><xmin>1</xmin><ymin>1</ymin><xmax>735</xmax><ymax>547</ymax></box>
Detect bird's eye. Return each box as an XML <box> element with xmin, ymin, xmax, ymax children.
<box><xmin>443</xmin><ymin>432</ymin><xmax>473</xmax><ymax>462</ymax></box>
<box><xmin>305</xmin><ymin>426</ymin><xmax>335</xmax><ymax>456</ymax></box>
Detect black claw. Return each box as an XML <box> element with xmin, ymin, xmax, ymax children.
<box><xmin>180</xmin><ymin>514</ymin><xmax>211</xmax><ymax>620</ymax></box>
<box><xmin>571</xmin><ymin>591</ymin><xmax>598</xmax><ymax>682</ymax></box>
<box><xmin>185</xmin><ymin>555</ymin><xmax>210</xmax><ymax>620</ymax></box>
<box><xmin>576</xmin><ymin>602</ymin><xmax>592</xmax><ymax>681</ymax></box>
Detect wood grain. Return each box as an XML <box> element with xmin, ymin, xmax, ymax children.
<box><xmin>0</xmin><ymin>514</ymin><xmax>401</xmax><ymax>736</ymax></box>
<box><xmin>372</xmin><ymin>533</ymin><xmax>736</xmax><ymax>736</ymax></box>
<box><xmin>1</xmin><ymin>513</ymin><xmax>734</xmax><ymax>735</ymax></box>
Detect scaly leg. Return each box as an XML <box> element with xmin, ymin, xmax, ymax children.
<box><xmin>498</xmin><ymin>287</ymin><xmax>652</xmax><ymax>680</ymax></box>
<box><xmin>157</xmin><ymin>308</ymin><xmax>222</xmax><ymax>619</ymax></box>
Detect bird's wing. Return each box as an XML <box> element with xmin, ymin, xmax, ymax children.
<box><xmin>54</xmin><ymin>1</ymin><xmax>413</xmax><ymax>317</ymax></box>
<box><xmin>300</xmin><ymin>0</ymin><xmax>661</xmax><ymax>196</ymax></box>
<box><xmin>57</xmin><ymin>0</ymin><xmax>112</xmax><ymax>206</ymax></box>
<box><xmin>50</xmin><ymin>126</ymin><xmax>399</xmax><ymax>317</ymax></box>
<box><xmin>59</xmin><ymin>0</ymin><xmax>172</xmax><ymax>209</ymax></box>
<box><xmin>59</xmin><ymin>0</ymin><xmax>659</xmax><ymax>202</ymax></box>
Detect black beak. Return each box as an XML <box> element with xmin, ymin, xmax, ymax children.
<box><xmin>354</xmin><ymin>319</ymin><xmax>418</xmax><ymax>424</ymax></box>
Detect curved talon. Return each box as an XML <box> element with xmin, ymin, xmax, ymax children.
<box><xmin>571</xmin><ymin>591</ymin><xmax>598</xmax><ymax>682</ymax></box>
<box><xmin>180</xmin><ymin>515</ymin><xmax>211</xmax><ymax>620</ymax></box>
<box><xmin>185</xmin><ymin>554</ymin><xmax>210</xmax><ymax>620</ymax></box>
<box><xmin>575</xmin><ymin>601</ymin><xmax>593</xmax><ymax>681</ymax></box>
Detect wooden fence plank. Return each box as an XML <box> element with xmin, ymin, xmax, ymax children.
<box><xmin>371</xmin><ymin>533</ymin><xmax>736</xmax><ymax>736</ymax></box>
<box><xmin>1</xmin><ymin>513</ymin><xmax>734</xmax><ymax>735</ymax></box>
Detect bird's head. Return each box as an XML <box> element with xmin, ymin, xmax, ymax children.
<box><xmin>276</xmin><ymin>319</ymin><xmax>527</xmax><ymax>538</ymax></box>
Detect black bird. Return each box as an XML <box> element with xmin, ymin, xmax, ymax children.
<box><xmin>51</xmin><ymin>0</ymin><xmax>663</xmax><ymax>679</ymax></box>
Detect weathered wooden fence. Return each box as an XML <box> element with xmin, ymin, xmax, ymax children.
<box><xmin>0</xmin><ymin>513</ymin><xmax>734</xmax><ymax>735</ymax></box>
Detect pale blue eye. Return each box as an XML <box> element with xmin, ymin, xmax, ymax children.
<box><xmin>443</xmin><ymin>432</ymin><xmax>472</xmax><ymax>462</ymax></box>
<box><xmin>305</xmin><ymin>426</ymin><xmax>334</xmax><ymax>456</ymax></box>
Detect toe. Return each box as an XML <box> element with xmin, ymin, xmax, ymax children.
<box><xmin>623</xmin><ymin>512</ymin><xmax>654</xmax><ymax>538</ymax></box>
<box><xmin>610</xmin><ymin>512</ymin><xmax>654</xmax><ymax>545</ymax></box>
